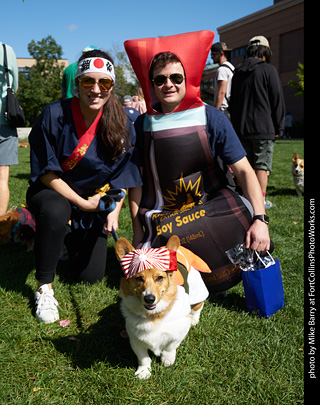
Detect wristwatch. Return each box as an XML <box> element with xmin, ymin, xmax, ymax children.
<box><xmin>252</xmin><ymin>214</ymin><xmax>269</xmax><ymax>225</ymax></box>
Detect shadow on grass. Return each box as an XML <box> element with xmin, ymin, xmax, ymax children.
<box><xmin>208</xmin><ymin>290</ymin><xmax>248</xmax><ymax>314</ymax></box>
<box><xmin>266</xmin><ymin>186</ymin><xmax>297</xmax><ymax>197</ymax></box>
<box><xmin>0</xmin><ymin>242</ymin><xmax>35</xmax><ymax>300</ymax></box>
<box><xmin>51</xmin><ymin>301</ymin><xmax>137</xmax><ymax>370</ymax></box>
<box><xmin>11</xmin><ymin>173</ymin><xmax>31</xmax><ymax>181</ymax></box>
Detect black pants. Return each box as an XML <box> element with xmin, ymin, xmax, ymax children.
<box><xmin>26</xmin><ymin>188</ymin><xmax>108</xmax><ymax>284</ymax></box>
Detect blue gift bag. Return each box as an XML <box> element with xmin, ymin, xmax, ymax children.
<box><xmin>242</xmin><ymin>252</ymin><xmax>285</xmax><ymax>318</ymax></box>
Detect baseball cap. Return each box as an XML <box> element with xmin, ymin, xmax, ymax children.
<box><xmin>123</xmin><ymin>95</ymin><xmax>132</xmax><ymax>103</ymax></box>
<box><xmin>211</xmin><ymin>42</ymin><xmax>232</xmax><ymax>52</ymax></box>
<box><xmin>248</xmin><ymin>36</ymin><xmax>270</xmax><ymax>48</ymax></box>
<box><xmin>82</xmin><ymin>45</ymin><xmax>98</xmax><ymax>53</ymax></box>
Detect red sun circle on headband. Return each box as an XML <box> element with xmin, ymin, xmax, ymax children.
<box><xmin>93</xmin><ymin>58</ymin><xmax>104</xmax><ymax>69</ymax></box>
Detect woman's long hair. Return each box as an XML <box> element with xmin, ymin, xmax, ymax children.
<box><xmin>78</xmin><ymin>50</ymin><xmax>129</xmax><ymax>159</ymax></box>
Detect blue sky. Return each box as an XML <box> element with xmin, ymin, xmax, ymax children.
<box><xmin>2</xmin><ymin>0</ymin><xmax>273</xmax><ymax>63</ymax></box>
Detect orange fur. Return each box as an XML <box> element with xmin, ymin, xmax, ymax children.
<box><xmin>0</xmin><ymin>208</ymin><xmax>19</xmax><ymax>245</ymax></box>
<box><xmin>0</xmin><ymin>208</ymin><xmax>34</xmax><ymax>250</ymax></box>
<box><xmin>292</xmin><ymin>152</ymin><xmax>304</xmax><ymax>196</ymax></box>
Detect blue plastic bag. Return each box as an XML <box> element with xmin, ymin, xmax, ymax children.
<box><xmin>242</xmin><ymin>252</ymin><xmax>285</xmax><ymax>318</ymax></box>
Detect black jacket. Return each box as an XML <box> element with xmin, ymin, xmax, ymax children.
<box><xmin>229</xmin><ymin>57</ymin><xmax>285</xmax><ymax>140</ymax></box>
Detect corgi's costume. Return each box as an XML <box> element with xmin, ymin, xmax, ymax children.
<box><xmin>124</xmin><ymin>31</ymin><xmax>253</xmax><ymax>292</ymax></box>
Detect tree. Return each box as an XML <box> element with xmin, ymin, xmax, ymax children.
<box><xmin>288</xmin><ymin>62</ymin><xmax>304</xmax><ymax>98</ymax></box>
<box><xmin>110</xmin><ymin>46</ymin><xmax>139</xmax><ymax>100</ymax></box>
<box><xmin>17</xmin><ymin>36</ymin><xmax>64</xmax><ymax>126</ymax></box>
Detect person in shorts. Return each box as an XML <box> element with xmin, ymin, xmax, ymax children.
<box><xmin>230</xmin><ymin>36</ymin><xmax>285</xmax><ymax>208</ymax></box>
<box><xmin>0</xmin><ymin>42</ymin><xmax>19</xmax><ymax>215</ymax></box>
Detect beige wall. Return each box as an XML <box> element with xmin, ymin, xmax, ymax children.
<box><xmin>17</xmin><ymin>58</ymin><xmax>68</xmax><ymax>69</ymax></box>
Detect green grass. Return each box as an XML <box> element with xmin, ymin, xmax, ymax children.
<box><xmin>0</xmin><ymin>140</ymin><xmax>304</xmax><ymax>404</ymax></box>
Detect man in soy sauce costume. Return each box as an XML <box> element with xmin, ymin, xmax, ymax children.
<box><xmin>125</xmin><ymin>31</ymin><xmax>270</xmax><ymax>292</ymax></box>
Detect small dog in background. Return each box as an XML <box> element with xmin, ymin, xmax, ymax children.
<box><xmin>116</xmin><ymin>235</ymin><xmax>210</xmax><ymax>379</ymax></box>
<box><xmin>18</xmin><ymin>142</ymin><xmax>30</xmax><ymax>148</ymax></box>
<box><xmin>0</xmin><ymin>206</ymin><xmax>35</xmax><ymax>251</ymax></box>
<box><xmin>292</xmin><ymin>152</ymin><xmax>304</xmax><ymax>196</ymax></box>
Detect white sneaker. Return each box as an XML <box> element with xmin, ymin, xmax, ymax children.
<box><xmin>34</xmin><ymin>284</ymin><xmax>59</xmax><ymax>324</ymax></box>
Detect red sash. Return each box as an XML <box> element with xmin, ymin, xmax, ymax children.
<box><xmin>61</xmin><ymin>97</ymin><xmax>103</xmax><ymax>172</ymax></box>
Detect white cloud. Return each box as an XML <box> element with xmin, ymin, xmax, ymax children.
<box><xmin>68</xmin><ymin>24</ymin><xmax>78</xmax><ymax>32</ymax></box>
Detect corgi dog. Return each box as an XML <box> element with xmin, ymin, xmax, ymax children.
<box><xmin>18</xmin><ymin>142</ymin><xmax>30</xmax><ymax>148</ymax></box>
<box><xmin>115</xmin><ymin>235</ymin><xmax>210</xmax><ymax>379</ymax></box>
<box><xmin>292</xmin><ymin>152</ymin><xmax>304</xmax><ymax>196</ymax></box>
<box><xmin>0</xmin><ymin>207</ymin><xmax>35</xmax><ymax>251</ymax></box>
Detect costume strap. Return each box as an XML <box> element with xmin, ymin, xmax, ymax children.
<box><xmin>61</xmin><ymin>97</ymin><xmax>103</xmax><ymax>172</ymax></box>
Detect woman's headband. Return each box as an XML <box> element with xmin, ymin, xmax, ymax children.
<box><xmin>75</xmin><ymin>57</ymin><xmax>115</xmax><ymax>84</ymax></box>
<box><xmin>119</xmin><ymin>248</ymin><xmax>177</xmax><ymax>279</ymax></box>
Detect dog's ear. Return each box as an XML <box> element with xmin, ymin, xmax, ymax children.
<box><xmin>292</xmin><ymin>152</ymin><xmax>299</xmax><ymax>163</ymax></box>
<box><xmin>115</xmin><ymin>238</ymin><xmax>134</xmax><ymax>260</ymax></box>
<box><xmin>166</xmin><ymin>235</ymin><xmax>180</xmax><ymax>251</ymax></box>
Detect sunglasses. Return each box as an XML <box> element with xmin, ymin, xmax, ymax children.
<box><xmin>152</xmin><ymin>73</ymin><xmax>185</xmax><ymax>86</ymax></box>
<box><xmin>78</xmin><ymin>77</ymin><xmax>113</xmax><ymax>91</ymax></box>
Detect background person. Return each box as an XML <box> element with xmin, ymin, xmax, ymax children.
<box><xmin>27</xmin><ymin>49</ymin><xmax>142</xmax><ymax>323</ymax></box>
<box><xmin>0</xmin><ymin>41</ymin><xmax>19</xmax><ymax>216</ymax></box>
<box><xmin>229</xmin><ymin>36</ymin><xmax>285</xmax><ymax>209</ymax></box>
<box><xmin>131</xmin><ymin>86</ymin><xmax>147</xmax><ymax>114</ymax></box>
<box><xmin>211</xmin><ymin>42</ymin><xmax>234</xmax><ymax>119</ymax></box>
<box><xmin>123</xmin><ymin>94</ymin><xmax>139</xmax><ymax>123</ymax></box>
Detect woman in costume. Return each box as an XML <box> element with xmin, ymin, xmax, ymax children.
<box><xmin>125</xmin><ymin>31</ymin><xmax>270</xmax><ymax>293</ymax></box>
<box><xmin>27</xmin><ymin>49</ymin><xmax>142</xmax><ymax>323</ymax></box>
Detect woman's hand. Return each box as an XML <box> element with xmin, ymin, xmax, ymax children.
<box><xmin>102</xmin><ymin>189</ymin><xmax>126</xmax><ymax>236</ymax></box>
<box><xmin>82</xmin><ymin>193</ymin><xmax>101</xmax><ymax>212</ymax></box>
<box><xmin>103</xmin><ymin>209</ymin><xmax>119</xmax><ymax>235</ymax></box>
<box><xmin>40</xmin><ymin>171</ymin><xmax>102</xmax><ymax>212</ymax></box>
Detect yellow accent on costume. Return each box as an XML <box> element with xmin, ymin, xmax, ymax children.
<box><xmin>87</xmin><ymin>184</ymin><xmax>111</xmax><ymax>199</ymax></box>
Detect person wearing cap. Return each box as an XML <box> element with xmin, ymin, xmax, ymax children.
<box><xmin>123</xmin><ymin>95</ymin><xmax>140</xmax><ymax>123</ymax></box>
<box><xmin>229</xmin><ymin>36</ymin><xmax>285</xmax><ymax>209</ymax></box>
<box><xmin>211</xmin><ymin>42</ymin><xmax>234</xmax><ymax>119</ymax></box>
<box><xmin>61</xmin><ymin>46</ymin><xmax>97</xmax><ymax>99</ymax></box>
<box><xmin>26</xmin><ymin>49</ymin><xmax>142</xmax><ymax>323</ymax></box>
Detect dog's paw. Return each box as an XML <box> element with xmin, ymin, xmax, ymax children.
<box><xmin>190</xmin><ymin>309</ymin><xmax>202</xmax><ymax>326</ymax></box>
<box><xmin>161</xmin><ymin>350</ymin><xmax>176</xmax><ymax>367</ymax></box>
<box><xmin>135</xmin><ymin>366</ymin><xmax>151</xmax><ymax>379</ymax></box>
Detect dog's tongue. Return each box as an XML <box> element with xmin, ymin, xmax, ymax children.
<box><xmin>145</xmin><ymin>304</ymin><xmax>156</xmax><ymax>310</ymax></box>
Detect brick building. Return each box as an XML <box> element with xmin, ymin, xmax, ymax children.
<box><xmin>202</xmin><ymin>0</ymin><xmax>304</xmax><ymax>128</ymax></box>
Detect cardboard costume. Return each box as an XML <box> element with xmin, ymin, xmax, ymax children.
<box><xmin>124</xmin><ymin>31</ymin><xmax>252</xmax><ymax>292</ymax></box>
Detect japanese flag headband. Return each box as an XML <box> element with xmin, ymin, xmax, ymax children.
<box><xmin>75</xmin><ymin>57</ymin><xmax>115</xmax><ymax>84</ymax></box>
<box><xmin>119</xmin><ymin>248</ymin><xmax>177</xmax><ymax>279</ymax></box>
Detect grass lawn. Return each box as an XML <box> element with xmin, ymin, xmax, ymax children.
<box><xmin>0</xmin><ymin>140</ymin><xmax>304</xmax><ymax>404</ymax></box>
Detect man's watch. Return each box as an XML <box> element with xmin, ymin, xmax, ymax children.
<box><xmin>252</xmin><ymin>214</ymin><xmax>269</xmax><ymax>225</ymax></box>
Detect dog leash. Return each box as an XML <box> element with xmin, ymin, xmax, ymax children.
<box><xmin>79</xmin><ymin>189</ymin><xmax>125</xmax><ymax>241</ymax></box>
